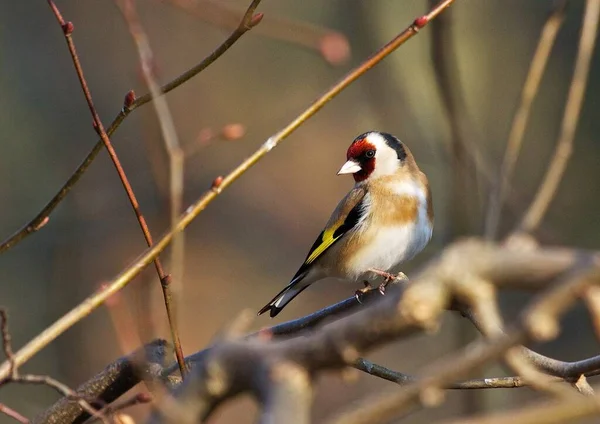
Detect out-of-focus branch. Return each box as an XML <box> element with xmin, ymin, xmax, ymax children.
<box><xmin>0</xmin><ymin>0</ymin><xmax>263</xmax><ymax>254</ymax></box>
<box><xmin>519</xmin><ymin>0</ymin><xmax>600</xmax><ymax>234</ymax></box>
<box><xmin>115</xmin><ymin>0</ymin><xmax>187</xmax><ymax>380</ymax></box>
<box><xmin>33</xmin><ymin>340</ymin><xmax>168</xmax><ymax>424</ymax></box>
<box><xmin>0</xmin><ymin>404</ymin><xmax>29</xmax><ymax>424</ymax></box>
<box><xmin>460</xmin><ymin>305</ymin><xmax>600</xmax><ymax>379</ymax></box>
<box><xmin>25</xmin><ymin>242</ymin><xmax>600</xmax><ymax>423</ymax></box>
<box><xmin>328</xmin><ymin>264</ymin><xmax>599</xmax><ymax>424</ymax></box>
<box><xmin>0</xmin><ymin>310</ymin><xmax>107</xmax><ymax>424</ymax></box>
<box><xmin>163</xmin><ymin>0</ymin><xmax>351</xmax><ymax>65</ymax></box>
<box><xmin>485</xmin><ymin>1</ymin><xmax>568</xmax><ymax>239</ymax></box>
<box><xmin>440</xmin><ymin>384</ymin><xmax>600</xmax><ymax>424</ymax></box>
<box><xmin>0</xmin><ymin>0</ymin><xmax>454</xmax><ymax>382</ymax></box>
<box><xmin>47</xmin><ymin>0</ymin><xmax>184</xmax><ymax>380</ymax></box>
<box><xmin>429</xmin><ymin>0</ymin><xmax>483</xmax><ymax>235</ymax></box>
<box><xmin>148</xmin><ymin>240</ymin><xmax>600</xmax><ymax>424</ymax></box>
<box><xmin>354</xmin><ymin>358</ymin><xmax>533</xmax><ymax>389</ymax></box>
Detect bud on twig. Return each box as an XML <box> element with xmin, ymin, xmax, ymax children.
<box><xmin>249</xmin><ymin>13</ymin><xmax>264</xmax><ymax>28</ymax></box>
<box><xmin>413</xmin><ymin>16</ymin><xmax>429</xmax><ymax>30</ymax></box>
<box><xmin>211</xmin><ymin>176</ymin><xmax>224</xmax><ymax>191</ymax></box>
<box><xmin>123</xmin><ymin>90</ymin><xmax>136</xmax><ymax>110</ymax></box>
<box><xmin>62</xmin><ymin>21</ymin><xmax>74</xmax><ymax>35</ymax></box>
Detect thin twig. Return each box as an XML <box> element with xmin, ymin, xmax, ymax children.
<box><xmin>47</xmin><ymin>0</ymin><xmax>183</xmax><ymax>379</ymax></box>
<box><xmin>0</xmin><ymin>0</ymin><xmax>455</xmax><ymax>380</ymax></box>
<box><xmin>0</xmin><ymin>404</ymin><xmax>30</xmax><ymax>424</ymax></box>
<box><xmin>485</xmin><ymin>1</ymin><xmax>568</xmax><ymax>239</ymax></box>
<box><xmin>429</xmin><ymin>0</ymin><xmax>481</xmax><ymax>234</ymax></box>
<box><xmin>115</xmin><ymin>0</ymin><xmax>187</xmax><ymax>379</ymax></box>
<box><xmin>440</xmin><ymin>385</ymin><xmax>600</xmax><ymax>424</ymax></box>
<box><xmin>354</xmin><ymin>358</ymin><xmax>532</xmax><ymax>389</ymax></box>
<box><xmin>0</xmin><ymin>0</ymin><xmax>263</xmax><ymax>254</ymax></box>
<box><xmin>0</xmin><ymin>310</ymin><xmax>107</xmax><ymax>423</ymax></box>
<box><xmin>519</xmin><ymin>0</ymin><xmax>600</xmax><ymax>234</ymax></box>
<box><xmin>163</xmin><ymin>0</ymin><xmax>350</xmax><ymax>65</ymax></box>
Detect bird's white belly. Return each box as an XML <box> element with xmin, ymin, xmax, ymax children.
<box><xmin>346</xmin><ymin>221</ymin><xmax>432</xmax><ymax>280</ymax></box>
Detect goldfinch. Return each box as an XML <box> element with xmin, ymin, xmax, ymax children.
<box><xmin>258</xmin><ymin>131</ymin><xmax>433</xmax><ymax>318</ymax></box>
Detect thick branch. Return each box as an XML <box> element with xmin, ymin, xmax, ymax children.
<box><xmin>32</xmin><ymin>340</ymin><xmax>168</xmax><ymax>424</ymax></box>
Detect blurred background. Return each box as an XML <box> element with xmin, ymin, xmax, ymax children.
<box><xmin>1</xmin><ymin>0</ymin><xmax>600</xmax><ymax>422</ymax></box>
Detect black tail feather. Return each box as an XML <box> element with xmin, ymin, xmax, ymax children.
<box><xmin>257</xmin><ymin>274</ymin><xmax>311</xmax><ymax>318</ymax></box>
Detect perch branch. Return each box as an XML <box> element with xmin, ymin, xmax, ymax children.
<box><xmin>328</xmin><ymin>265</ymin><xmax>599</xmax><ymax>424</ymax></box>
<box><xmin>144</xmin><ymin>240</ymin><xmax>600</xmax><ymax>424</ymax></box>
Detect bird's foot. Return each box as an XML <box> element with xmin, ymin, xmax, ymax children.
<box><xmin>372</xmin><ymin>271</ymin><xmax>410</xmax><ymax>295</ymax></box>
<box><xmin>368</xmin><ymin>268</ymin><xmax>396</xmax><ymax>281</ymax></box>
<box><xmin>355</xmin><ymin>281</ymin><xmax>372</xmax><ymax>304</ymax></box>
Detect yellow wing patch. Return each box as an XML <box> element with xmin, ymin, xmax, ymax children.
<box><xmin>305</xmin><ymin>227</ymin><xmax>342</xmax><ymax>264</ymax></box>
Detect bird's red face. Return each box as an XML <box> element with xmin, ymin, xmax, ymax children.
<box><xmin>338</xmin><ymin>137</ymin><xmax>377</xmax><ymax>182</ymax></box>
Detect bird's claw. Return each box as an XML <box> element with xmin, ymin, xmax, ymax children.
<box><xmin>377</xmin><ymin>271</ymin><xmax>409</xmax><ymax>295</ymax></box>
<box><xmin>355</xmin><ymin>281</ymin><xmax>372</xmax><ymax>304</ymax></box>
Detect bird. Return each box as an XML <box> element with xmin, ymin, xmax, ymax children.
<box><xmin>258</xmin><ymin>131</ymin><xmax>433</xmax><ymax>318</ymax></box>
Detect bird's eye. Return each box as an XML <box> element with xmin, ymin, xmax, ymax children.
<box><xmin>365</xmin><ymin>149</ymin><xmax>375</xmax><ymax>158</ymax></box>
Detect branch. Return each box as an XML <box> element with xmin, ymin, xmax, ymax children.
<box><xmin>518</xmin><ymin>0</ymin><xmax>600</xmax><ymax>234</ymax></box>
<box><xmin>0</xmin><ymin>0</ymin><xmax>455</xmax><ymax>382</ymax></box>
<box><xmin>144</xmin><ymin>240</ymin><xmax>600</xmax><ymax>424</ymax></box>
<box><xmin>485</xmin><ymin>1</ymin><xmax>568</xmax><ymax>239</ymax></box>
<box><xmin>354</xmin><ymin>358</ymin><xmax>533</xmax><ymax>389</ymax></box>
<box><xmin>114</xmin><ymin>0</ymin><xmax>187</xmax><ymax>379</ymax></box>
<box><xmin>47</xmin><ymin>0</ymin><xmax>186</xmax><ymax>378</ymax></box>
<box><xmin>328</xmin><ymin>264</ymin><xmax>598</xmax><ymax>424</ymax></box>
<box><xmin>0</xmin><ymin>404</ymin><xmax>29</xmax><ymax>424</ymax></box>
<box><xmin>32</xmin><ymin>340</ymin><xmax>168</xmax><ymax>424</ymax></box>
<box><xmin>0</xmin><ymin>0</ymin><xmax>263</xmax><ymax>254</ymax></box>
<box><xmin>0</xmin><ymin>310</ymin><xmax>109</xmax><ymax>424</ymax></box>
<box><xmin>440</xmin><ymin>384</ymin><xmax>600</xmax><ymax>424</ymax></box>
<box><xmin>163</xmin><ymin>0</ymin><xmax>350</xmax><ymax>65</ymax></box>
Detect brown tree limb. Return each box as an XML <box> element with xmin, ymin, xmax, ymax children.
<box><xmin>32</xmin><ymin>340</ymin><xmax>168</xmax><ymax>424</ymax></box>
<box><xmin>328</xmin><ymin>265</ymin><xmax>599</xmax><ymax>424</ymax></box>
<box><xmin>0</xmin><ymin>0</ymin><xmax>455</xmax><ymax>383</ymax></box>
<box><xmin>0</xmin><ymin>0</ymin><xmax>263</xmax><ymax>254</ymax></box>
<box><xmin>519</xmin><ymin>0</ymin><xmax>600</xmax><ymax>234</ymax></box>
<box><xmin>143</xmin><ymin>240</ymin><xmax>600</xmax><ymax>424</ymax></box>
<box><xmin>0</xmin><ymin>310</ymin><xmax>108</xmax><ymax>424</ymax></box>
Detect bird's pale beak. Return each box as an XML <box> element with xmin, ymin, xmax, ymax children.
<box><xmin>337</xmin><ymin>160</ymin><xmax>362</xmax><ymax>175</ymax></box>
